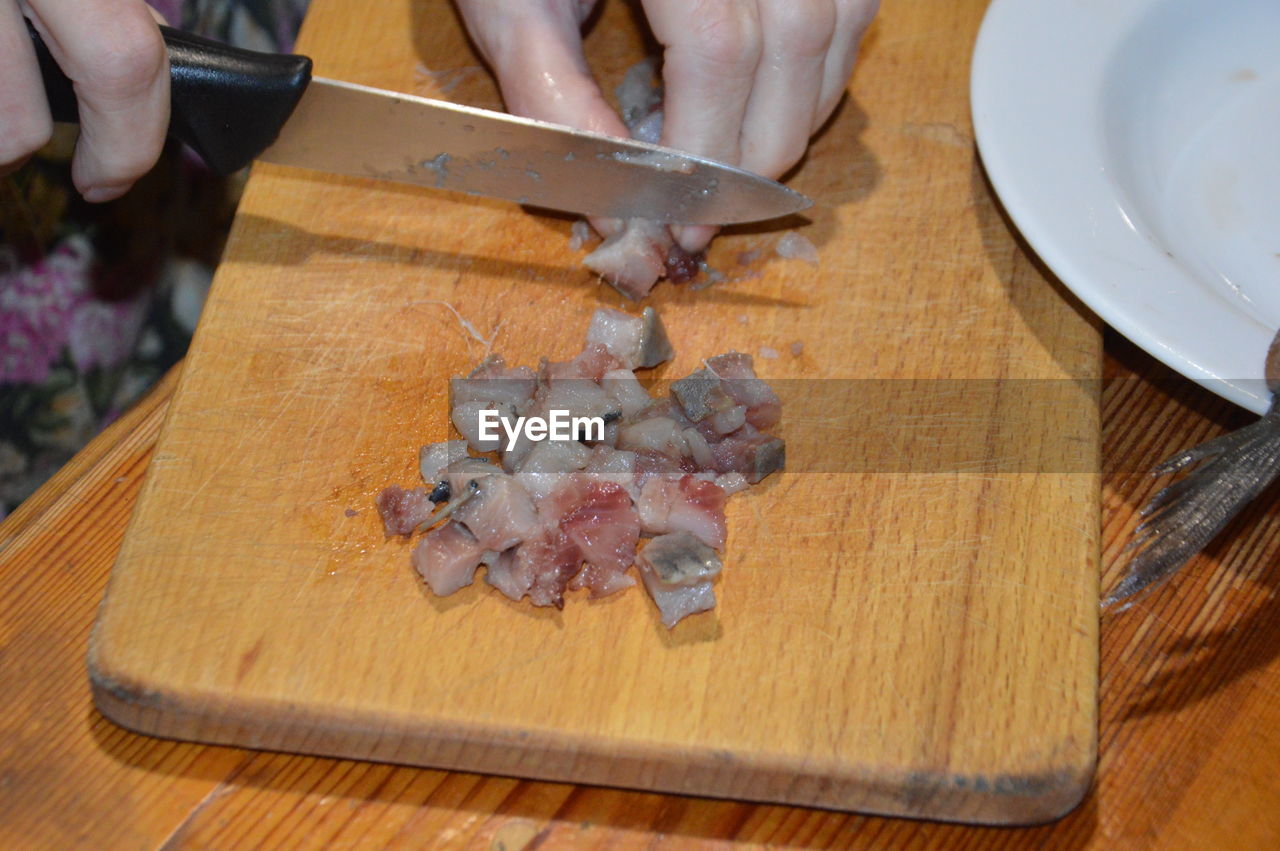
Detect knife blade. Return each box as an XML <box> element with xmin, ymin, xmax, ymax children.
<box><xmin>29</xmin><ymin>23</ymin><xmax>810</xmax><ymax>225</ymax></box>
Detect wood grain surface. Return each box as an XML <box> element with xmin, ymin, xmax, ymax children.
<box><xmin>80</xmin><ymin>0</ymin><xmax>1098</xmax><ymax>824</ymax></box>
<box><xmin>5</xmin><ymin>333</ymin><xmax>1280</xmax><ymax>849</ymax></box>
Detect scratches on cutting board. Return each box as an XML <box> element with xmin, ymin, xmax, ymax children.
<box><xmin>434</xmin><ymin>633</ymin><xmax>582</xmax><ymax>703</ymax></box>
<box><xmin>407</xmin><ymin>298</ymin><xmax>504</xmax><ymax>355</ymax></box>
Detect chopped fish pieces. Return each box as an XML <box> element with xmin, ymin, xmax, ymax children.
<box><xmin>377</xmin><ymin>306</ymin><xmax>784</xmax><ymax>628</ymax></box>
<box><xmin>583</xmin><ymin>219</ymin><xmax>676</xmax><ymax>300</ymax></box>
<box><xmin>376</xmin><ymin>486</ymin><xmax>434</xmax><ymax>537</ymax></box>
<box><xmin>636</xmin><ymin>531</ymin><xmax>723</xmax><ymax>627</ymax></box>
<box><xmin>576</xmin><ymin>62</ymin><xmax>707</xmax><ymax>300</ymax></box>
<box><xmin>586</xmin><ymin>306</ymin><xmax>675</xmax><ymax>370</ymax></box>
<box><xmin>638</xmin><ymin>531</ymin><xmax>722</xmax><ymax>586</ymax></box>
<box><xmin>412</xmin><ymin>521</ymin><xmax>484</xmax><ymax>596</ymax></box>
<box><xmin>452</xmin><ymin>473</ymin><xmax>539</xmax><ymax>552</ymax></box>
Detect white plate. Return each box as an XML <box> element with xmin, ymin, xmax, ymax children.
<box><xmin>972</xmin><ymin>0</ymin><xmax>1280</xmax><ymax>414</ymax></box>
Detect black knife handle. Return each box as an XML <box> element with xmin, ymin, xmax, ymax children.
<box><xmin>28</xmin><ymin>19</ymin><xmax>312</xmax><ymax>176</ymax></box>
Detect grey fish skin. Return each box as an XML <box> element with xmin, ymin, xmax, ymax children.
<box><xmin>1106</xmin><ymin>328</ymin><xmax>1280</xmax><ymax>608</ymax></box>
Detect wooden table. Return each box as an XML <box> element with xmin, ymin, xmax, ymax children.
<box><xmin>5</xmin><ymin>333</ymin><xmax>1280</xmax><ymax>848</ymax></box>
<box><xmin>5</xmin><ymin>2</ymin><xmax>1280</xmax><ymax>848</ymax></box>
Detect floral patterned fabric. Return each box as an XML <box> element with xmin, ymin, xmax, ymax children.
<box><xmin>0</xmin><ymin>1</ymin><xmax>308</xmax><ymax>517</ymax></box>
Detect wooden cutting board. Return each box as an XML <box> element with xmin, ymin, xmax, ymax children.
<box><xmin>88</xmin><ymin>0</ymin><xmax>1099</xmax><ymax>825</ymax></box>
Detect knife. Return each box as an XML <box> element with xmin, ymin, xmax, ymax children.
<box><xmin>29</xmin><ymin>23</ymin><xmax>810</xmax><ymax>225</ymax></box>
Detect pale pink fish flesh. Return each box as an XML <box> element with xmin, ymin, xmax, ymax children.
<box><xmin>412</xmin><ymin>520</ymin><xmax>485</xmax><ymax>596</ymax></box>
<box><xmin>377</xmin><ymin>305</ymin><xmax>785</xmax><ymax>628</ymax></box>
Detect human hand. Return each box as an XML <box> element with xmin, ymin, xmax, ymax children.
<box><xmin>454</xmin><ymin>0</ymin><xmax>878</xmax><ymax>251</ymax></box>
<box><xmin>0</xmin><ymin>1</ymin><xmax>169</xmax><ymax>202</ymax></box>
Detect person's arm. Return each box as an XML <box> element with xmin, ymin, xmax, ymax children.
<box><xmin>0</xmin><ymin>0</ymin><xmax>169</xmax><ymax>202</ymax></box>
<box><xmin>455</xmin><ymin>0</ymin><xmax>878</xmax><ymax>250</ymax></box>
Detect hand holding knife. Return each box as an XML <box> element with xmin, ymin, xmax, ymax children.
<box><xmin>17</xmin><ymin>18</ymin><xmax>809</xmax><ymax>225</ymax></box>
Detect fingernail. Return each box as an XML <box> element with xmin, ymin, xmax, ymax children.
<box><xmin>674</xmin><ymin>225</ymin><xmax>716</xmax><ymax>254</ymax></box>
<box><xmin>590</xmin><ymin>216</ymin><xmax>622</xmax><ymax>239</ymax></box>
<box><xmin>82</xmin><ymin>183</ymin><xmax>130</xmax><ymax>203</ymax></box>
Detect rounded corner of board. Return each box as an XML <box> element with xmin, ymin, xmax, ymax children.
<box><xmin>941</xmin><ymin>759</ymin><xmax>1098</xmax><ymax>826</ymax></box>
<box><xmin>86</xmin><ymin>635</ymin><xmax>191</xmax><ymax>740</ymax></box>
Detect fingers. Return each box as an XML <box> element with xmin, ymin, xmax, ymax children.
<box><xmin>694</xmin><ymin>0</ymin><xmax>832</xmax><ymax>261</ymax></box>
<box><xmin>738</xmin><ymin>0</ymin><xmax>833</xmax><ymax>179</ymax></box>
<box><xmin>457</xmin><ymin>0</ymin><xmax>628</xmax><ymax>138</ymax></box>
<box><xmin>642</xmin><ymin>0</ymin><xmax>762</xmax><ymax>168</ymax></box>
<box><xmin>816</xmin><ymin>0</ymin><xmax>878</xmax><ymax>125</ymax></box>
<box><xmin>642</xmin><ymin>0</ymin><xmax>765</xmax><ymax>252</ymax></box>
<box><xmin>0</xmin><ymin>2</ymin><xmax>54</xmax><ymax>174</ymax></box>
<box><xmin>27</xmin><ymin>0</ymin><xmax>168</xmax><ymax>201</ymax></box>
<box><xmin>457</xmin><ymin>1</ymin><xmax>626</xmax><ymax>239</ymax></box>
<box><xmin>452</xmin><ymin>0</ymin><xmax>879</xmax><ymax>255</ymax></box>
<box><xmin>652</xmin><ymin>0</ymin><xmax>875</xmax><ymax>252</ymax></box>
